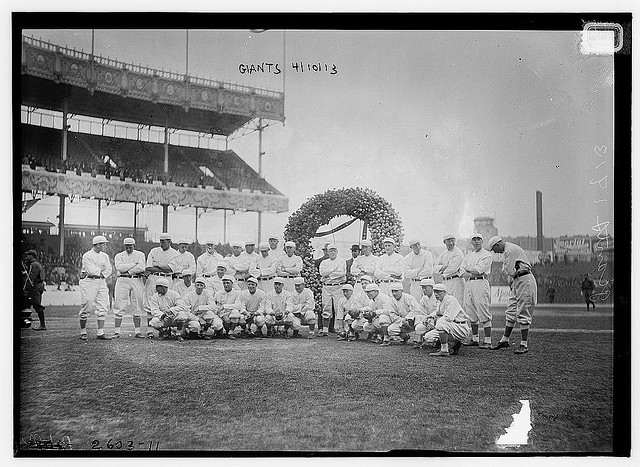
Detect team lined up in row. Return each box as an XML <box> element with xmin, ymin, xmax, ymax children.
<box><xmin>77</xmin><ymin>232</ymin><xmax>537</xmax><ymax>354</ymax></box>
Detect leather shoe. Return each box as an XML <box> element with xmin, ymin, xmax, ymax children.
<box><xmin>96</xmin><ymin>334</ymin><xmax>112</xmax><ymax>340</ymax></box>
<box><xmin>514</xmin><ymin>345</ymin><xmax>529</xmax><ymax>354</ymax></box>
<box><xmin>33</xmin><ymin>326</ymin><xmax>47</xmax><ymax>331</ymax></box>
<box><xmin>430</xmin><ymin>350</ymin><xmax>450</xmax><ymax>357</ymax></box>
<box><xmin>463</xmin><ymin>340</ymin><xmax>479</xmax><ymax>347</ymax></box>
<box><xmin>449</xmin><ymin>341</ymin><xmax>462</xmax><ymax>355</ymax></box>
<box><xmin>478</xmin><ymin>343</ymin><xmax>491</xmax><ymax>349</ymax></box>
<box><xmin>491</xmin><ymin>341</ymin><xmax>509</xmax><ymax>350</ymax></box>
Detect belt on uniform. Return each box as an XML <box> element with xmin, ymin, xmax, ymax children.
<box><xmin>236</xmin><ymin>278</ymin><xmax>247</xmax><ymax>281</ymax></box>
<box><xmin>468</xmin><ymin>276</ymin><xmax>486</xmax><ymax>281</ymax></box>
<box><xmin>259</xmin><ymin>275</ymin><xmax>275</xmax><ymax>281</ymax></box>
<box><xmin>202</xmin><ymin>274</ymin><xmax>216</xmax><ymax>277</ymax></box>
<box><xmin>323</xmin><ymin>281</ymin><xmax>345</xmax><ymax>286</ymax></box>
<box><xmin>119</xmin><ymin>274</ymin><xmax>143</xmax><ymax>278</ymax></box>
<box><xmin>86</xmin><ymin>275</ymin><xmax>104</xmax><ymax>279</ymax></box>
<box><xmin>453</xmin><ymin>320</ymin><xmax>467</xmax><ymax>324</ymax></box>
<box><xmin>513</xmin><ymin>270</ymin><xmax>532</xmax><ymax>279</ymax></box>
<box><xmin>412</xmin><ymin>276</ymin><xmax>432</xmax><ymax>281</ymax></box>
<box><xmin>281</xmin><ymin>275</ymin><xmax>300</xmax><ymax>278</ymax></box>
<box><xmin>152</xmin><ymin>272</ymin><xmax>172</xmax><ymax>277</ymax></box>
<box><xmin>443</xmin><ymin>275</ymin><xmax>460</xmax><ymax>280</ymax></box>
<box><xmin>379</xmin><ymin>279</ymin><xmax>399</xmax><ymax>283</ymax></box>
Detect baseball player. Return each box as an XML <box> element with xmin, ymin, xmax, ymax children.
<box><xmin>78</xmin><ymin>236</ymin><xmax>113</xmax><ymax>340</ymax></box>
<box><xmin>403</xmin><ymin>239</ymin><xmax>434</xmax><ymax>302</ymax></box>
<box><xmin>413</xmin><ymin>278</ymin><xmax>440</xmax><ymax>348</ymax></box>
<box><xmin>337</xmin><ymin>284</ymin><xmax>368</xmax><ymax>341</ymax></box>
<box><xmin>168</xmin><ymin>239</ymin><xmax>196</xmax><ymax>289</ymax></box>
<box><xmin>22</xmin><ymin>250</ymin><xmax>46</xmax><ymax>330</ymax></box>
<box><xmin>286</xmin><ymin>277</ymin><xmax>317</xmax><ymax>339</ymax></box>
<box><xmin>460</xmin><ymin>233</ymin><xmax>493</xmax><ymax>348</ymax></box>
<box><xmin>267</xmin><ymin>235</ymin><xmax>285</xmax><ymax>264</ymax></box>
<box><xmin>144</xmin><ymin>233</ymin><xmax>179</xmax><ymax>333</ymax></box>
<box><xmin>374</xmin><ymin>237</ymin><xmax>405</xmax><ymax>296</ymax></box>
<box><xmin>175</xmin><ymin>276</ymin><xmax>222</xmax><ymax>339</ymax></box>
<box><xmin>277</xmin><ymin>241</ymin><xmax>303</xmax><ymax>293</ymax></box>
<box><xmin>487</xmin><ymin>236</ymin><xmax>538</xmax><ymax>354</ymax></box>
<box><xmin>113</xmin><ymin>238</ymin><xmax>146</xmax><ymax>338</ymax></box>
<box><xmin>256</xmin><ymin>242</ymin><xmax>278</xmax><ymax>292</ymax></box>
<box><xmin>319</xmin><ymin>243</ymin><xmax>347</xmax><ymax>337</ymax></box>
<box><xmin>239</xmin><ymin>276</ymin><xmax>266</xmax><ymax>337</ymax></box>
<box><xmin>147</xmin><ymin>277</ymin><xmax>185</xmax><ymax>341</ymax></box>
<box><xmin>196</xmin><ymin>239</ymin><xmax>224</xmax><ymax>290</ymax></box>
<box><xmin>429</xmin><ymin>283</ymin><xmax>471</xmax><ymax>357</ymax></box>
<box><xmin>434</xmin><ymin>234</ymin><xmax>465</xmax><ymax>305</ymax></box>
<box><xmin>350</xmin><ymin>239</ymin><xmax>377</xmax><ymax>298</ymax></box>
<box><xmin>212</xmin><ymin>275</ymin><xmax>243</xmax><ymax>339</ymax></box>
<box><xmin>361</xmin><ymin>283</ymin><xmax>393</xmax><ymax>344</ymax></box>
<box><xmin>226</xmin><ymin>241</ymin><xmax>250</xmax><ymax>290</ymax></box>
<box><xmin>385</xmin><ymin>281</ymin><xmax>422</xmax><ymax>346</ymax></box>
<box><xmin>263</xmin><ymin>277</ymin><xmax>294</xmax><ymax>337</ymax></box>
<box><xmin>209</xmin><ymin>261</ymin><xmax>239</xmax><ymax>293</ymax></box>
<box><xmin>173</xmin><ymin>268</ymin><xmax>195</xmax><ymax>297</ymax></box>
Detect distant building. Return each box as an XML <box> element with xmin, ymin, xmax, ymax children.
<box><xmin>22</xmin><ymin>220</ymin><xmax>55</xmax><ymax>235</ymax></box>
<box><xmin>473</xmin><ymin>216</ymin><xmax>498</xmax><ymax>241</ymax></box>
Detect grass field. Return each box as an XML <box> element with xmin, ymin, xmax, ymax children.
<box><xmin>16</xmin><ymin>305</ymin><xmax>615</xmax><ymax>454</ymax></box>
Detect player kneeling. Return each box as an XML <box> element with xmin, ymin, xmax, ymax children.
<box><xmin>287</xmin><ymin>277</ymin><xmax>317</xmax><ymax>338</ymax></box>
<box><xmin>361</xmin><ymin>283</ymin><xmax>393</xmax><ymax>344</ymax></box>
<box><xmin>337</xmin><ymin>284</ymin><xmax>368</xmax><ymax>341</ymax></box>
<box><xmin>175</xmin><ymin>276</ymin><xmax>223</xmax><ymax>340</ymax></box>
<box><xmin>212</xmin><ymin>275</ymin><xmax>243</xmax><ymax>339</ymax></box>
<box><xmin>148</xmin><ymin>278</ymin><xmax>185</xmax><ymax>341</ymax></box>
<box><xmin>429</xmin><ymin>284</ymin><xmax>471</xmax><ymax>357</ymax></box>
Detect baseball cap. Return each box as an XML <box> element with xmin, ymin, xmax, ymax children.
<box><xmin>221</xmin><ymin>275</ymin><xmax>235</xmax><ymax>283</ymax></box>
<box><xmin>360</xmin><ymin>275</ymin><xmax>373</xmax><ymax>284</ymax></box>
<box><xmin>273</xmin><ymin>277</ymin><xmax>285</xmax><ymax>284</ymax></box>
<box><xmin>159</xmin><ymin>232</ymin><xmax>171</xmax><ymax>241</ymax></box>
<box><xmin>382</xmin><ymin>237</ymin><xmax>396</xmax><ymax>245</ymax></box>
<box><xmin>268</xmin><ymin>235</ymin><xmax>279</xmax><ymax>240</ymax></box>
<box><xmin>25</xmin><ymin>249</ymin><xmax>38</xmax><ymax>257</ymax></box>
<box><xmin>92</xmin><ymin>235</ymin><xmax>108</xmax><ymax>245</ymax></box>
<box><xmin>361</xmin><ymin>239</ymin><xmax>372</xmax><ymax>247</ymax></box>
<box><xmin>390</xmin><ymin>282</ymin><xmax>404</xmax><ymax>291</ymax></box>
<box><xmin>178</xmin><ymin>239</ymin><xmax>190</xmax><ymax>245</ymax></box>
<box><xmin>365</xmin><ymin>283</ymin><xmax>380</xmax><ymax>292</ymax></box>
<box><xmin>181</xmin><ymin>268</ymin><xmax>194</xmax><ymax>276</ymax></box>
<box><xmin>327</xmin><ymin>243</ymin><xmax>338</xmax><ymax>250</ymax></box>
<box><xmin>156</xmin><ymin>277</ymin><xmax>171</xmax><ymax>288</ymax></box>
<box><xmin>204</xmin><ymin>238</ymin><xmax>216</xmax><ymax>245</ymax></box>
<box><xmin>341</xmin><ymin>284</ymin><xmax>354</xmax><ymax>291</ymax></box>
<box><xmin>216</xmin><ymin>261</ymin><xmax>228</xmax><ymax>270</ymax></box>
<box><xmin>408</xmin><ymin>239</ymin><xmax>420</xmax><ymax>246</ymax></box>
<box><xmin>471</xmin><ymin>233</ymin><xmax>484</xmax><ymax>240</ymax></box>
<box><xmin>442</xmin><ymin>234</ymin><xmax>456</xmax><ymax>242</ymax></box>
<box><xmin>488</xmin><ymin>236</ymin><xmax>503</xmax><ymax>250</ymax></box>
<box><xmin>351</xmin><ymin>244</ymin><xmax>361</xmax><ymax>251</ymax></box>
<box><xmin>194</xmin><ymin>276</ymin><xmax>206</xmax><ymax>285</ymax></box>
<box><xmin>245</xmin><ymin>240</ymin><xmax>256</xmax><ymax>246</ymax></box>
<box><xmin>246</xmin><ymin>277</ymin><xmax>259</xmax><ymax>285</ymax></box>
<box><xmin>284</xmin><ymin>241</ymin><xmax>296</xmax><ymax>248</ymax></box>
<box><xmin>293</xmin><ymin>277</ymin><xmax>305</xmax><ymax>285</ymax></box>
<box><xmin>123</xmin><ymin>238</ymin><xmax>135</xmax><ymax>245</ymax></box>
<box><xmin>420</xmin><ymin>278</ymin><xmax>435</xmax><ymax>287</ymax></box>
<box><xmin>433</xmin><ymin>283</ymin><xmax>448</xmax><ymax>293</ymax></box>
<box><xmin>231</xmin><ymin>241</ymin><xmax>244</xmax><ymax>248</ymax></box>
<box><xmin>258</xmin><ymin>242</ymin><xmax>269</xmax><ymax>251</ymax></box>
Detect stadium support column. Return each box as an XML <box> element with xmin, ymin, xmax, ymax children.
<box><xmin>536</xmin><ymin>190</ymin><xmax>543</xmax><ymax>250</ymax></box>
<box><xmin>162</xmin><ymin>114</ymin><xmax>169</xmax><ymax>231</ymax></box>
<box><xmin>97</xmin><ymin>199</ymin><xmax>101</xmax><ymax>232</ymax></box>
<box><xmin>133</xmin><ymin>202</ymin><xmax>138</xmax><ymax>239</ymax></box>
<box><xmin>257</xmin><ymin>118</ymin><xmax>264</xmax><ymax>243</ymax></box>
<box><xmin>58</xmin><ymin>195</ymin><xmax>66</xmax><ymax>258</ymax></box>
<box><xmin>195</xmin><ymin>207</ymin><xmax>199</xmax><ymax>244</ymax></box>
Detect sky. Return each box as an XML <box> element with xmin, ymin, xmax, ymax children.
<box><xmin>20</xmin><ymin>27</ymin><xmax>615</xmax><ymax>249</ymax></box>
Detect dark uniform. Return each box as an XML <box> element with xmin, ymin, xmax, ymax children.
<box><xmin>22</xmin><ymin>250</ymin><xmax>46</xmax><ymax>329</ymax></box>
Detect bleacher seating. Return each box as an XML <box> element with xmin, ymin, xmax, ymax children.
<box><xmin>21</xmin><ymin>123</ymin><xmax>283</xmax><ymax>195</ymax></box>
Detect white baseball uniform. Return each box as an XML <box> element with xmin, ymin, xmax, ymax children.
<box><xmin>350</xmin><ymin>253</ymin><xmax>377</xmax><ymax>297</ymax></box>
<box><xmin>403</xmin><ymin>249</ymin><xmax>434</xmax><ymax>301</ymax></box>
<box><xmin>256</xmin><ymin>253</ymin><xmax>279</xmax><ymax>292</ymax></box>
<box><xmin>277</xmin><ymin>253</ymin><xmax>303</xmax><ymax>292</ymax></box>
<box><xmin>196</xmin><ymin>250</ymin><xmax>224</xmax><ymax>290</ymax></box>
<box><xmin>78</xmin><ymin>248</ymin><xmax>112</xmax><ymax>320</ymax></box>
<box><xmin>319</xmin><ymin>257</ymin><xmax>347</xmax><ymax>319</ymax></box>
<box><xmin>374</xmin><ymin>253</ymin><xmax>406</xmax><ymax>296</ymax></box>
<box><xmin>461</xmin><ymin>248</ymin><xmax>493</xmax><ymax>326</ymax></box>
<box><xmin>113</xmin><ymin>248</ymin><xmax>146</xmax><ymax>318</ymax></box>
<box><xmin>144</xmin><ymin>246</ymin><xmax>180</xmax><ymax>316</ymax></box>
<box><xmin>287</xmin><ymin>287</ymin><xmax>317</xmax><ymax>331</ymax></box>
<box><xmin>148</xmin><ymin>289</ymin><xmax>182</xmax><ymax>330</ymax></box>
<box><xmin>501</xmin><ymin>242</ymin><xmax>538</xmax><ymax>329</ymax></box>
<box><xmin>435</xmin><ymin>246</ymin><xmax>465</xmax><ymax>304</ymax></box>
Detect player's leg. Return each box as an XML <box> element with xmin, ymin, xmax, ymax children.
<box><xmin>78</xmin><ymin>278</ymin><xmax>99</xmax><ymax>339</ymax></box>
<box><xmin>514</xmin><ymin>275</ymin><xmax>537</xmax><ymax>354</ymax></box>
<box><xmin>113</xmin><ymin>278</ymin><xmax>129</xmax><ymax>337</ymax></box>
<box><xmin>491</xmin><ymin>285</ymin><xmax>518</xmax><ymax>350</ymax></box>
<box><xmin>95</xmin><ymin>281</ymin><xmax>112</xmax><ymax>340</ymax></box>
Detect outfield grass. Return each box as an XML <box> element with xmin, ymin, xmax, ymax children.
<box><xmin>17</xmin><ymin>306</ymin><xmax>614</xmax><ymax>454</ymax></box>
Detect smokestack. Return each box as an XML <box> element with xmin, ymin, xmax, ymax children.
<box><xmin>536</xmin><ymin>191</ymin><xmax>543</xmax><ymax>250</ymax></box>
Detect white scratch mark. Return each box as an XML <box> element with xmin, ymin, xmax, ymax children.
<box><xmin>496</xmin><ymin>399</ymin><xmax>531</xmax><ymax>447</ymax></box>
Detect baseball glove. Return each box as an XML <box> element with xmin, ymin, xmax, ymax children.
<box><xmin>274</xmin><ymin>312</ymin><xmax>284</xmax><ymax>321</ymax></box>
<box><xmin>363</xmin><ymin>310</ymin><xmax>376</xmax><ymax>322</ymax></box>
<box><xmin>424</xmin><ymin>316</ymin><xmax>436</xmax><ymax>332</ymax></box>
<box><xmin>348</xmin><ymin>309</ymin><xmax>360</xmax><ymax>320</ymax></box>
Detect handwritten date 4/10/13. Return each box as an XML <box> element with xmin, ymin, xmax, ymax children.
<box><xmin>91</xmin><ymin>439</ymin><xmax>159</xmax><ymax>451</ymax></box>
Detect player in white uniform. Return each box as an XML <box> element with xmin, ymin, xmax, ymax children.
<box><xmin>403</xmin><ymin>239</ymin><xmax>434</xmax><ymax>302</ymax></box>
<box><xmin>319</xmin><ymin>244</ymin><xmax>347</xmax><ymax>337</ymax></box>
<box><xmin>78</xmin><ymin>235</ymin><xmax>113</xmax><ymax>340</ymax></box>
<box><xmin>212</xmin><ymin>275</ymin><xmax>243</xmax><ymax>339</ymax></box>
<box><xmin>168</xmin><ymin>239</ymin><xmax>196</xmax><ymax>289</ymax></box>
<box><xmin>385</xmin><ymin>282</ymin><xmax>423</xmax><ymax>346</ymax></box>
<box><xmin>175</xmin><ymin>276</ymin><xmax>222</xmax><ymax>339</ymax></box>
<box><xmin>413</xmin><ymin>278</ymin><xmax>440</xmax><ymax>348</ymax></box>
<box><xmin>256</xmin><ymin>242</ymin><xmax>278</xmax><ymax>292</ymax></box>
<box><xmin>172</xmin><ymin>268</ymin><xmax>195</xmax><ymax>297</ymax></box>
<box><xmin>429</xmin><ymin>284</ymin><xmax>471</xmax><ymax>357</ymax></box>
<box><xmin>263</xmin><ymin>277</ymin><xmax>294</xmax><ymax>337</ymax></box>
<box><xmin>488</xmin><ymin>236</ymin><xmax>538</xmax><ymax>354</ymax></box>
<box><xmin>267</xmin><ymin>235</ymin><xmax>285</xmax><ymax>264</ymax></box>
<box><xmin>460</xmin><ymin>233</ymin><xmax>493</xmax><ymax>348</ymax></box>
<box><xmin>434</xmin><ymin>234</ymin><xmax>465</xmax><ymax>305</ymax></box>
<box><xmin>239</xmin><ymin>277</ymin><xmax>267</xmax><ymax>337</ymax></box>
<box><xmin>242</xmin><ymin>241</ymin><xmax>261</xmax><ymax>282</ymax></box>
<box><xmin>374</xmin><ymin>237</ymin><xmax>405</xmax><ymax>296</ymax></box>
<box><xmin>277</xmin><ymin>241</ymin><xmax>303</xmax><ymax>293</ymax></box>
<box><xmin>361</xmin><ymin>283</ymin><xmax>394</xmax><ymax>344</ymax></box>
<box><xmin>196</xmin><ymin>239</ymin><xmax>224</xmax><ymax>291</ymax></box>
<box><xmin>147</xmin><ymin>277</ymin><xmax>185</xmax><ymax>341</ymax></box>
<box><xmin>286</xmin><ymin>277</ymin><xmax>317</xmax><ymax>339</ymax></box>
<box><xmin>113</xmin><ymin>237</ymin><xmax>146</xmax><ymax>338</ymax></box>
<box><xmin>226</xmin><ymin>241</ymin><xmax>250</xmax><ymax>290</ymax></box>
<box><xmin>350</xmin><ymin>239</ymin><xmax>377</xmax><ymax>298</ymax></box>
<box><xmin>144</xmin><ymin>232</ymin><xmax>180</xmax><ymax>334</ymax></box>
<box><xmin>337</xmin><ymin>283</ymin><xmax>369</xmax><ymax>341</ymax></box>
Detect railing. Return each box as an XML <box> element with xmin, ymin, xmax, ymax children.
<box><xmin>23</xmin><ymin>35</ymin><xmax>284</xmax><ymax>99</ymax></box>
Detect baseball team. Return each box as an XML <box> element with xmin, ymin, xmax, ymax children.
<box><xmin>31</xmin><ymin>231</ymin><xmax>538</xmax><ymax>356</ymax></box>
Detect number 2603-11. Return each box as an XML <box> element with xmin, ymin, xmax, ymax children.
<box><xmin>91</xmin><ymin>439</ymin><xmax>159</xmax><ymax>451</ymax></box>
